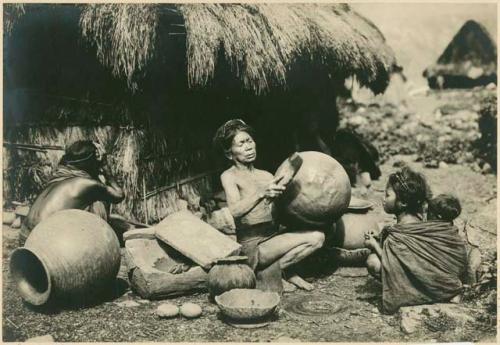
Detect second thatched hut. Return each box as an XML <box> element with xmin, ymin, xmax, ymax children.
<box><xmin>423</xmin><ymin>20</ymin><xmax>497</xmax><ymax>89</ymax></box>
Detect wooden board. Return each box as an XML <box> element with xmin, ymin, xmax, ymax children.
<box><xmin>125</xmin><ymin>238</ymin><xmax>207</xmax><ymax>299</ymax></box>
<box><xmin>155</xmin><ymin>211</ymin><xmax>241</xmax><ymax>270</ymax></box>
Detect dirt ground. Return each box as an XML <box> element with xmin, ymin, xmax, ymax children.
<box><xmin>2</xmin><ymin>89</ymin><xmax>497</xmax><ymax>342</ymax></box>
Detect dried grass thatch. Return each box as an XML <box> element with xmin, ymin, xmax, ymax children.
<box><xmin>79</xmin><ymin>3</ymin><xmax>396</xmax><ymax>94</ymax></box>
<box><xmin>423</xmin><ymin>20</ymin><xmax>497</xmax><ymax>86</ymax></box>
<box><xmin>5</xmin><ymin>3</ymin><xmax>396</xmax><ymax>221</ymax></box>
<box><xmin>4</xmin><ymin>124</ymin><xmax>217</xmax><ymax>223</ymax></box>
<box><xmin>4</xmin><ymin>4</ymin><xmax>25</xmax><ymax>36</ymax></box>
<box><xmin>80</xmin><ymin>4</ymin><xmax>159</xmax><ymax>91</ymax></box>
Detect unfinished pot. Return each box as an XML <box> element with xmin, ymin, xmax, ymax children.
<box><xmin>274</xmin><ymin>151</ymin><xmax>351</xmax><ymax>229</ymax></box>
<box><xmin>207</xmin><ymin>256</ymin><xmax>256</xmax><ymax>300</ymax></box>
<box><xmin>10</xmin><ymin>209</ymin><xmax>121</xmax><ymax>306</ymax></box>
<box><xmin>332</xmin><ymin>213</ymin><xmax>381</xmax><ymax>250</ymax></box>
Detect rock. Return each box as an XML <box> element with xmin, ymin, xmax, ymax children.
<box><xmin>399</xmin><ymin>303</ymin><xmax>475</xmax><ymax>334</ymax></box>
<box><xmin>400</xmin><ymin>309</ymin><xmax>422</xmax><ymax>334</ymax></box>
<box><xmin>115</xmin><ymin>300</ymin><xmax>140</xmax><ymax>308</ymax></box>
<box><xmin>3</xmin><ymin>211</ymin><xmax>16</xmax><ymax>225</ymax></box>
<box><xmin>349</xmin><ymin>115</ymin><xmax>368</xmax><ymax>127</ymax></box>
<box><xmin>464</xmin><ymin>152</ymin><xmax>475</xmax><ymax>163</ymax></box>
<box><xmin>157</xmin><ymin>303</ymin><xmax>179</xmax><ymax>318</ymax></box>
<box><xmin>15</xmin><ymin>205</ymin><xmax>30</xmax><ymax>217</ymax></box>
<box><xmin>486</xmin><ymin>82</ymin><xmax>496</xmax><ymax>90</ymax></box>
<box><xmin>25</xmin><ymin>335</ymin><xmax>54</xmax><ymax>342</ymax></box>
<box><xmin>471</xmin><ymin>162</ymin><xmax>481</xmax><ymax>172</ymax></box>
<box><xmin>11</xmin><ymin>217</ymin><xmax>22</xmax><ymax>229</ymax></box>
<box><xmin>424</xmin><ymin>160</ymin><xmax>439</xmax><ymax>169</ymax></box>
<box><xmin>179</xmin><ymin>303</ymin><xmax>202</xmax><ymax>318</ymax></box>
<box><xmin>438</xmin><ymin>161</ymin><xmax>448</xmax><ymax>169</ymax></box>
<box><xmin>481</xmin><ymin>163</ymin><xmax>493</xmax><ymax>174</ymax></box>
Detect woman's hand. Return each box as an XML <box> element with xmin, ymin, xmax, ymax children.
<box><xmin>260</xmin><ymin>176</ymin><xmax>286</xmax><ymax>200</ymax></box>
<box><xmin>364</xmin><ymin>231</ymin><xmax>378</xmax><ymax>249</ymax></box>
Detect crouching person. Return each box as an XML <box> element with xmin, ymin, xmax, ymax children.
<box><xmin>364</xmin><ymin>167</ymin><xmax>467</xmax><ymax>313</ymax></box>
<box><xmin>19</xmin><ymin>140</ymin><xmax>125</xmax><ymax>246</ymax></box>
<box><xmin>214</xmin><ymin>119</ymin><xmax>325</xmax><ymax>291</ymax></box>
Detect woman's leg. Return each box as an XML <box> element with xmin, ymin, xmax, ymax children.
<box><xmin>257</xmin><ymin>231</ymin><xmax>325</xmax><ymax>290</ymax></box>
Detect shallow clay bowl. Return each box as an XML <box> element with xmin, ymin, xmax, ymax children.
<box><xmin>215</xmin><ymin>289</ymin><xmax>280</xmax><ymax>320</ymax></box>
<box><xmin>348</xmin><ymin>197</ymin><xmax>373</xmax><ymax>211</ymax></box>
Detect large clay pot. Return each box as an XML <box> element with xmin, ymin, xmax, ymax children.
<box><xmin>332</xmin><ymin>213</ymin><xmax>381</xmax><ymax>250</ymax></box>
<box><xmin>207</xmin><ymin>256</ymin><xmax>256</xmax><ymax>300</ymax></box>
<box><xmin>274</xmin><ymin>151</ymin><xmax>351</xmax><ymax>229</ymax></box>
<box><xmin>10</xmin><ymin>209</ymin><xmax>121</xmax><ymax>306</ymax></box>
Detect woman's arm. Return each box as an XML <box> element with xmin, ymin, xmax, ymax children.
<box><xmin>221</xmin><ymin>172</ymin><xmax>284</xmax><ymax>219</ymax></box>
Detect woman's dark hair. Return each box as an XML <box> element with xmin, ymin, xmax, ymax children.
<box><xmin>428</xmin><ymin>194</ymin><xmax>461</xmax><ymax>222</ymax></box>
<box><xmin>213</xmin><ymin>119</ymin><xmax>255</xmax><ymax>154</ymax></box>
<box><xmin>60</xmin><ymin>140</ymin><xmax>97</xmax><ymax>166</ymax></box>
<box><xmin>387</xmin><ymin>167</ymin><xmax>431</xmax><ymax>214</ymax></box>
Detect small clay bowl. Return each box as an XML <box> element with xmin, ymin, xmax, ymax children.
<box><xmin>348</xmin><ymin>197</ymin><xmax>374</xmax><ymax>211</ymax></box>
<box><xmin>215</xmin><ymin>289</ymin><xmax>280</xmax><ymax>321</ymax></box>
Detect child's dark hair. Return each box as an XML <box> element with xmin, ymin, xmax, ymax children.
<box><xmin>387</xmin><ymin>167</ymin><xmax>431</xmax><ymax>214</ymax></box>
<box><xmin>213</xmin><ymin>119</ymin><xmax>255</xmax><ymax>155</ymax></box>
<box><xmin>428</xmin><ymin>194</ymin><xmax>461</xmax><ymax>222</ymax></box>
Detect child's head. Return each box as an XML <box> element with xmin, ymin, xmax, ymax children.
<box><xmin>384</xmin><ymin>167</ymin><xmax>431</xmax><ymax>216</ymax></box>
<box><xmin>428</xmin><ymin>194</ymin><xmax>461</xmax><ymax>222</ymax></box>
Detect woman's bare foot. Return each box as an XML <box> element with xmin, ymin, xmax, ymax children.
<box><xmin>282</xmin><ymin>279</ymin><xmax>297</xmax><ymax>293</ymax></box>
<box><xmin>288</xmin><ymin>274</ymin><xmax>314</xmax><ymax>291</ymax></box>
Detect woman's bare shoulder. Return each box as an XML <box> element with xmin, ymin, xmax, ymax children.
<box><xmin>221</xmin><ymin>167</ymin><xmax>237</xmax><ymax>181</ymax></box>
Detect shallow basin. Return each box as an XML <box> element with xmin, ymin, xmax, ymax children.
<box><xmin>215</xmin><ymin>288</ymin><xmax>280</xmax><ymax>320</ymax></box>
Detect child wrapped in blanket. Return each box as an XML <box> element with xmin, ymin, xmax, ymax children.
<box><xmin>364</xmin><ymin>167</ymin><xmax>467</xmax><ymax>314</ymax></box>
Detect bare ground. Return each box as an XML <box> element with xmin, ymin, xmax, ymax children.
<box><xmin>2</xmin><ymin>89</ymin><xmax>497</xmax><ymax>342</ymax></box>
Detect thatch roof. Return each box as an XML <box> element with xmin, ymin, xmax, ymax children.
<box><xmin>4</xmin><ymin>4</ymin><xmax>397</xmax><ymax>223</ymax></box>
<box><xmin>424</xmin><ymin>20</ymin><xmax>497</xmax><ymax>80</ymax></box>
<box><xmin>78</xmin><ymin>3</ymin><xmax>396</xmax><ymax>94</ymax></box>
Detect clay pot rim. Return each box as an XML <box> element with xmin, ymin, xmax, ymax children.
<box><xmin>10</xmin><ymin>247</ymin><xmax>52</xmax><ymax>306</ymax></box>
<box><xmin>215</xmin><ymin>288</ymin><xmax>280</xmax><ymax>310</ymax></box>
<box><xmin>214</xmin><ymin>256</ymin><xmax>249</xmax><ymax>264</ymax></box>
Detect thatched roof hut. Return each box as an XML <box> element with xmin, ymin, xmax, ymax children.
<box><xmin>4</xmin><ymin>3</ymin><xmax>396</xmax><ymax>223</ymax></box>
<box><xmin>423</xmin><ymin>20</ymin><xmax>497</xmax><ymax>89</ymax></box>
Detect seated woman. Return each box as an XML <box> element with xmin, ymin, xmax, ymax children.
<box><xmin>214</xmin><ymin>119</ymin><xmax>325</xmax><ymax>291</ymax></box>
<box><xmin>364</xmin><ymin>167</ymin><xmax>467</xmax><ymax>313</ymax></box>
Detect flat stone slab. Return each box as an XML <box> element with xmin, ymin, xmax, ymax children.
<box><xmin>399</xmin><ymin>303</ymin><xmax>476</xmax><ymax>334</ymax></box>
<box><xmin>155</xmin><ymin>211</ymin><xmax>241</xmax><ymax>270</ymax></box>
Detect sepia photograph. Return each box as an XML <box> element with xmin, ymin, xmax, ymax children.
<box><xmin>2</xmin><ymin>2</ymin><xmax>497</xmax><ymax>343</ymax></box>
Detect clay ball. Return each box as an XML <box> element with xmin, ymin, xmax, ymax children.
<box><xmin>156</xmin><ymin>303</ymin><xmax>179</xmax><ymax>319</ymax></box>
<box><xmin>180</xmin><ymin>303</ymin><xmax>202</xmax><ymax>318</ymax></box>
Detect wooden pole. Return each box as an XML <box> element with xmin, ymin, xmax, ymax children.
<box><xmin>143</xmin><ymin>176</ymin><xmax>149</xmax><ymax>225</ymax></box>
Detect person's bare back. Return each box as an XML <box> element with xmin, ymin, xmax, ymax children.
<box><xmin>19</xmin><ymin>140</ymin><xmax>124</xmax><ymax>245</ymax></box>
<box><xmin>24</xmin><ymin>177</ymin><xmax>122</xmax><ymax>232</ymax></box>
